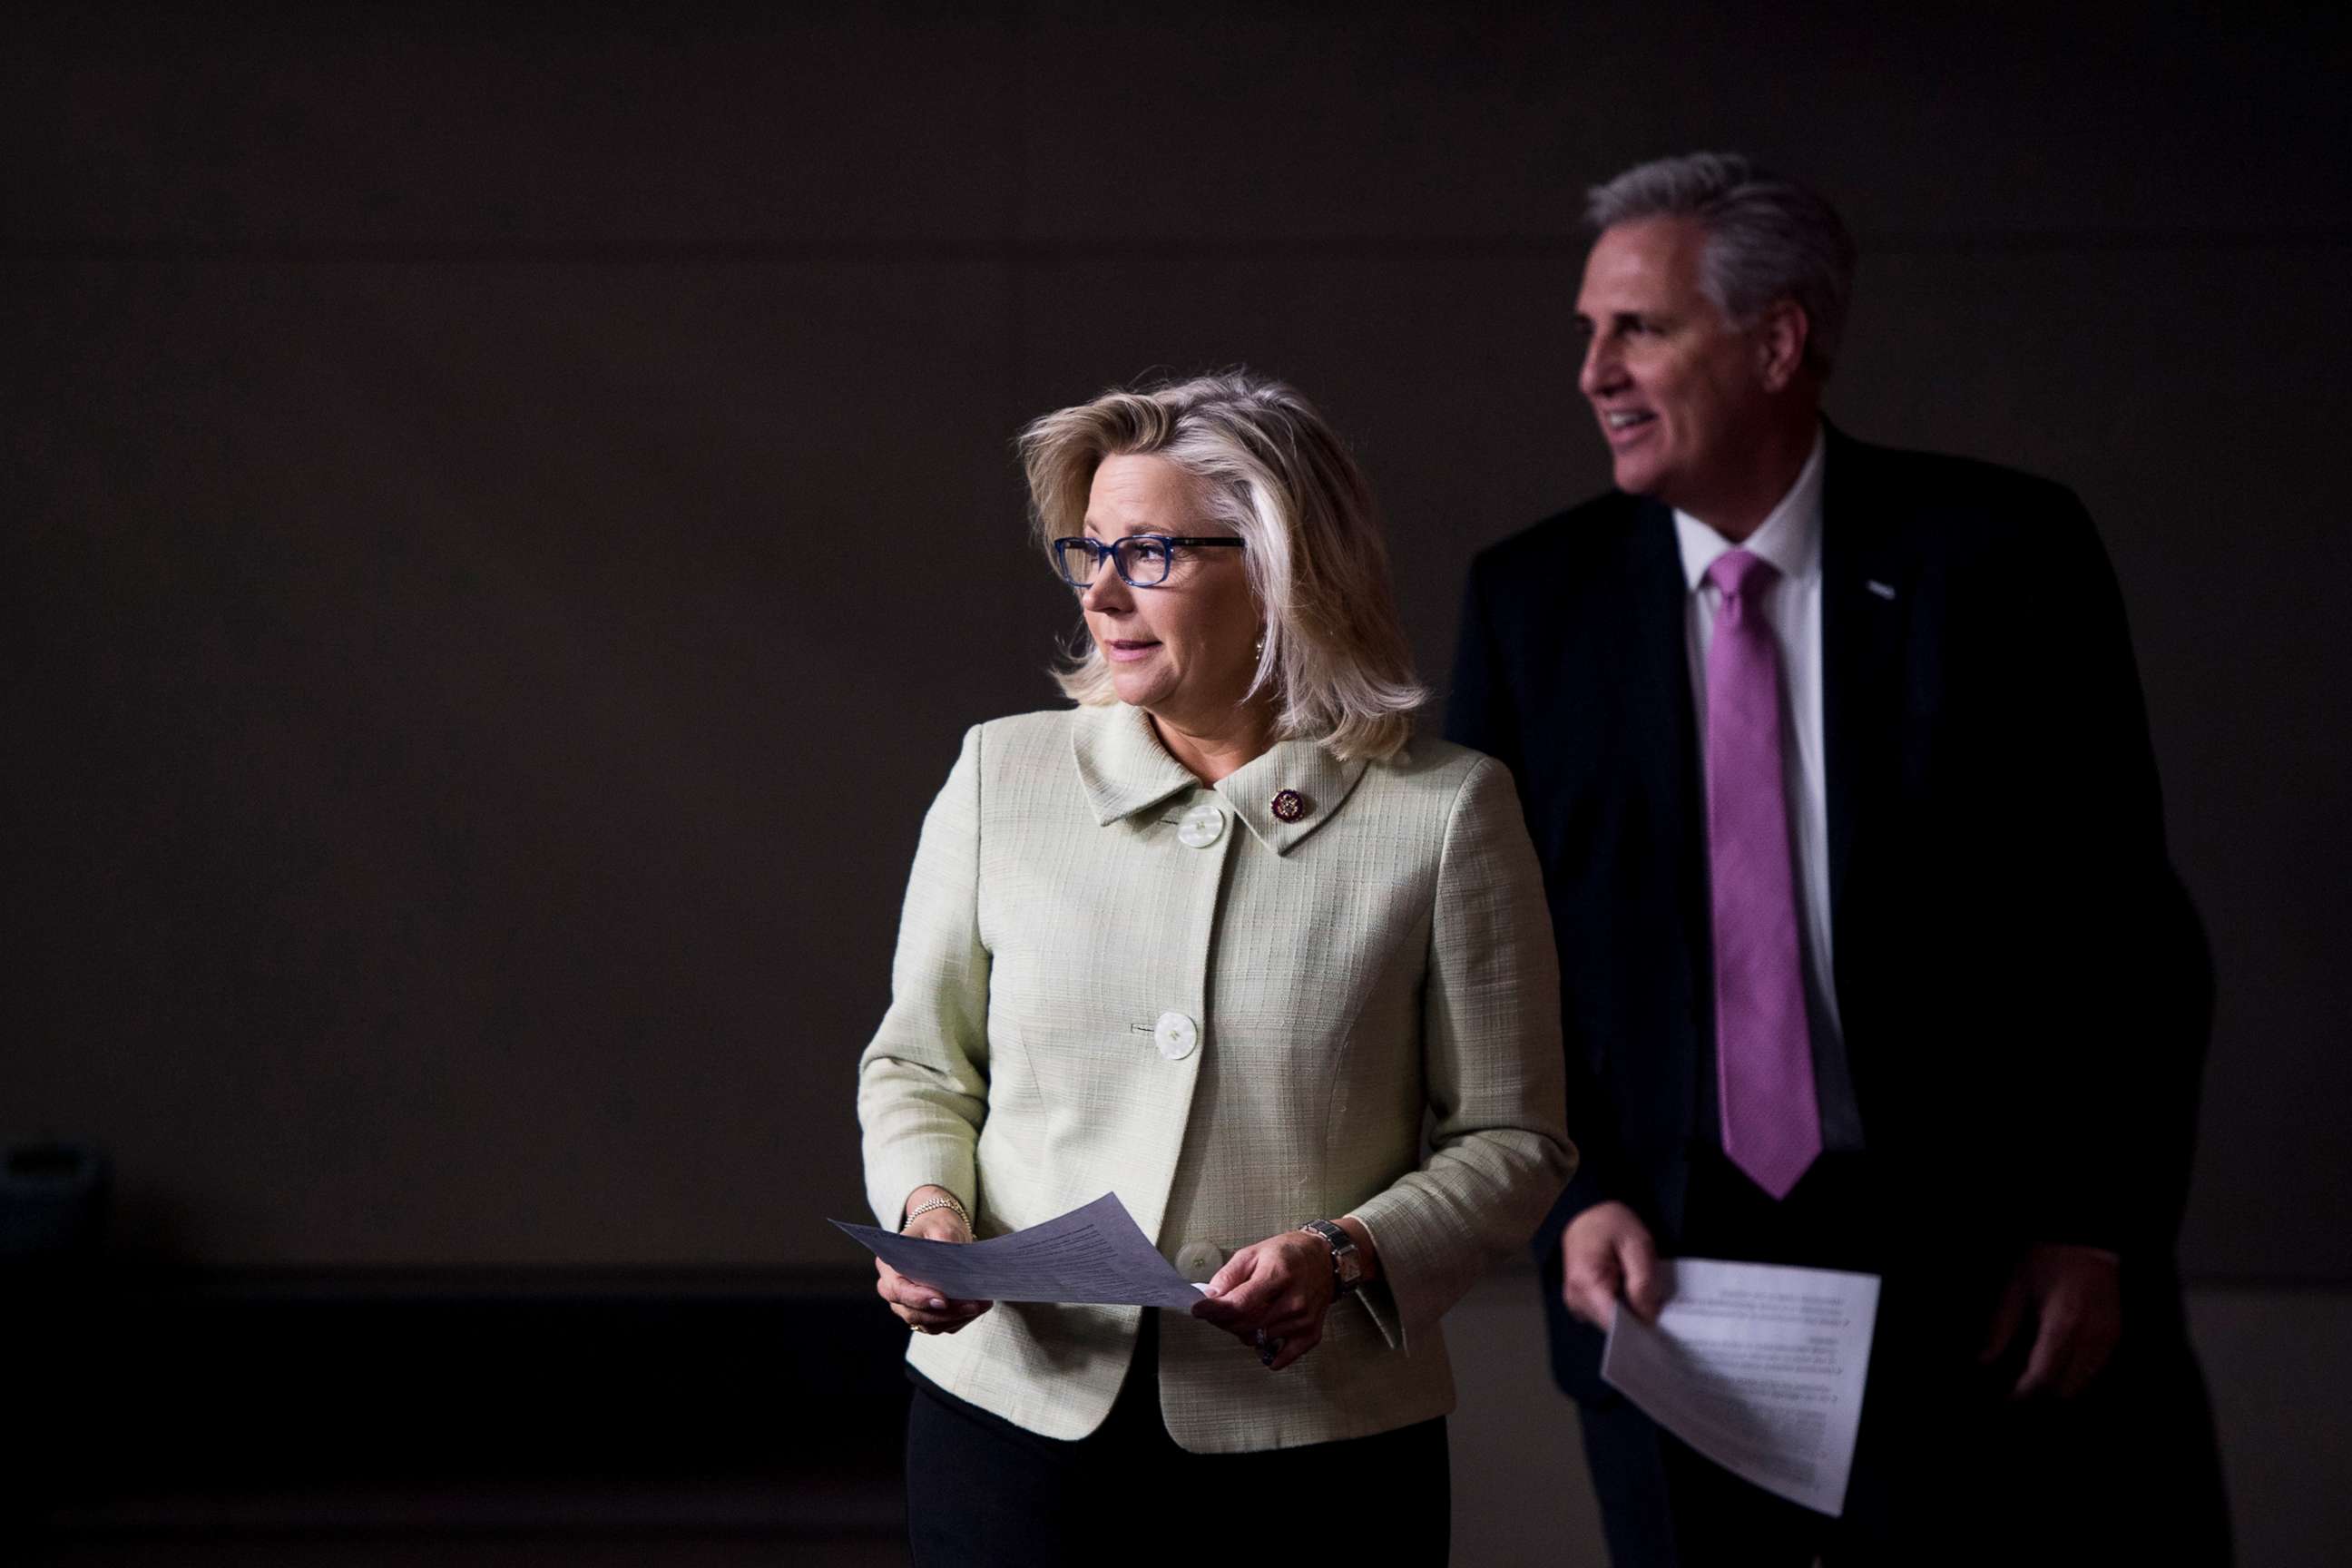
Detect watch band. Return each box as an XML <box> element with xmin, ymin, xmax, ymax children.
<box><xmin>1298</xmin><ymin>1218</ymin><xmax>1364</xmax><ymax>1295</ymax></box>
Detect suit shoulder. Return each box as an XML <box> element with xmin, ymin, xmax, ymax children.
<box><xmin>1839</xmin><ymin>437</ymin><xmax>2092</xmax><ymax>541</ymax></box>
<box><xmin>1469</xmin><ymin>489</ymin><xmax>1649</xmax><ymax>575</ymax></box>
<box><xmin>1464</xmin><ymin>489</ymin><xmax>1654</xmax><ymax>612</ymax></box>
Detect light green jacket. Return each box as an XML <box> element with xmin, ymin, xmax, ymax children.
<box><xmin>858</xmin><ymin>704</ymin><xmax>1573</xmax><ymax>1452</ymax></box>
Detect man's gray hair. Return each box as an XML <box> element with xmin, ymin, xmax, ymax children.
<box><xmin>1587</xmin><ymin>152</ymin><xmax>1857</xmax><ymax>380</ymax></box>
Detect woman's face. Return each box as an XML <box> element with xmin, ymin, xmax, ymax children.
<box><xmin>1078</xmin><ymin>454</ymin><xmax>1259</xmax><ymax>729</ymax></box>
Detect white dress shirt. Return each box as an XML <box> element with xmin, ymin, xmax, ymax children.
<box><xmin>1673</xmin><ymin>427</ymin><xmax>1862</xmax><ymax>1149</ymax></box>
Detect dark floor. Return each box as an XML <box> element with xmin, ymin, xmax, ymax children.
<box><xmin>16</xmin><ymin>1278</ymin><xmax>2352</xmax><ymax>1565</ymax></box>
<box><xmin>34</xmin><ymin>1543</ymin><xmax>906</xmax><ymax>1566</ymax></box>
<box><xmin>8</xmin><ymin>1269</ymin><xmax>913</xmax><ymax>1567</ymax></box>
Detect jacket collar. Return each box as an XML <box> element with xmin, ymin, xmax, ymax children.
<box><xmin>1072</xmin><ymin>701</ymin><xmax>1198</xmax><ymax>823</ymax></box>
<box><xmin>1069</xmin><ymin>702</ymin><xmax>1370</xmax><ymax>856</ymax></box>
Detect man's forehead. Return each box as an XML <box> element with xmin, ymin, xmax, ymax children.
<box><xmin>1578</xmin><ymin>216</ymin><xmax>1705</xmax><ymax>309</ymax></box>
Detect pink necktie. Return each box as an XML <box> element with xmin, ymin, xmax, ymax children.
<box><xmin>1704</xmin><ymin>551</ymin><xmax>1821</xmax><ymax>1200</ymax></box>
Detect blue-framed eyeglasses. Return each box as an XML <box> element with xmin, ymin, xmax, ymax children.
<box><xmin>1051</xmin><ymin>534</ymin><xmax>1243</xmax><ymax>588</ymax></box>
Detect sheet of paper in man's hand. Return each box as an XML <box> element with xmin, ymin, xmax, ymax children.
<box><xmin>1602</xmin><ymin>1257</ymin><xmax>1880</xmax><ymax>1516</ymax></box>
<box><xmin>832</xmin><ymin>1191</ymin><xmax>1210</xmax><ymax>1309</ymax></box>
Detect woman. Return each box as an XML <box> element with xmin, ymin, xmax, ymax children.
<box><xmin>858</xmin><ymin>370</ymin><xmax>1572</xmax><ymax>1563</ymax></box>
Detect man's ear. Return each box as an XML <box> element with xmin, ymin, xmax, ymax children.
<box><xmin>1754</xmin><ymin>299</ymin><xmax>1810</xmax><ymax>393</ymax></box>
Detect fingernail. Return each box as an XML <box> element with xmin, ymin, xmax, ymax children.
<box><xmin>927</xmin><ymin>1298</ymin><xmax>946</xmax><ymax>1309</ymax></box>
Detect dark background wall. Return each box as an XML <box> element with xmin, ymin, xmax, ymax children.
<box><xmin>7</xmin><ymin>3</ymin><xmax>2349</xmax><ymax>1289</ymax></box>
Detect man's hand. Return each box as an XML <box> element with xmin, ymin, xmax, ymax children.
<box><xmin>1980</xmin><ymin>1243</ymin><xmax>2122</xmax><ymax>1399</ymax></box>
<box><xmin>1559</xmin><ymin>1200</ymin><xmax>1664</xmax><ymax>1330</ymax></box>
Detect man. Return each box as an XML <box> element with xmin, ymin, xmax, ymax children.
<box><xmin>1448</xmin><ymin>153</ymin><xmax>2228</xmax><ymax>1563</ymax></box>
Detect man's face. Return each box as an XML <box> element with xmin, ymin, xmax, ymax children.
<box><xmin>1574</xmin><ymin>215</ymin><xmax>1774</xmax><ymax>513</ymax></box>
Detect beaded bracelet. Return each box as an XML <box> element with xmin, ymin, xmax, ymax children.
<box><xmin>901</xmin><ymin>1192</ymin><xmax>972</xmax><ymax>1233</ymax></box>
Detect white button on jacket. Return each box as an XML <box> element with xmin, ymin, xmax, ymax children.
<box><xmin>1153</xmin><ymin>1011</ymin><xmax>1199</xmax><ymax>1059</ymax></box>
<box><xmin>858</xmin><ymin>704</ymin><xmax>1573</xmax><ymax>1454</ymax></box>
<box><xmin>1174</xmin><ymin>1240</ymin><xmax>1226</xmax><ymax>1280</ymax></box>
<box><xmin>1175</xmin><ymin>803</ymin><xmax>1226</xmax><ymax>848</ymax></box>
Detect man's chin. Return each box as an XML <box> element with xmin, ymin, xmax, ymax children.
<box><xmin>1611</xmin><ymin>457</ymin><xmax>1663</xmax><ymax>497</ymax></box>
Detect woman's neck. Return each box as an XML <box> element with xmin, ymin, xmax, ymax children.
<box><xmin>1150</xmin><ymin>700</ymin><xmax>1278</xmax><ymax>785</ymax></box>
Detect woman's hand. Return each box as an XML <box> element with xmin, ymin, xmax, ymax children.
<box><xmin>1191</xmin><ymin>1230</ymin><xmax>1339</xmax><ymax>1371</ymax></box>
<box><xmin>876</xmin><ymin>1185</ymin><xmax>995</xmax><ymax>1336</ymax></box>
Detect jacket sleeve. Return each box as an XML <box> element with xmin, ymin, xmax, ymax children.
<box><xmin>857</xmin><ymin>724</ymin><xmax>991</xmax><ymax>1228</ymax></box>
<box><xmin>1348</xmin><ymin>755</ymin><xmax>1576</xmax><ymax>1350</ymax></box>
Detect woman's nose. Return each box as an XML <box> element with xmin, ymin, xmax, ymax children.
<box><xmin>1080</xmin><ymin>565</ymin><xmax>1131</xmax><ymax>613</ymax></box>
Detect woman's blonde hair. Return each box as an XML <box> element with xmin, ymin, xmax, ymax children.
<box><xmin>1018</xmin><ymin>370</ymin><xmax>1426</xmax><ymax>762</ymax></box>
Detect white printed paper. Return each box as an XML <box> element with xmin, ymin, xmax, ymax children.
<box><xmin>831</xmin><ymin>1191</ymin><xmax>1207</xmax><ymax>1309</ymax></box>
<box><xmin>1601</xmin><ymin>1257</ymin><xmax>1880</xmax><ymax>1516</ymax></box>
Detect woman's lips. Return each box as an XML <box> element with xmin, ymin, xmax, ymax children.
<box><xmin>1105</xmin><ymin>640</ymin><xmax>1161</xmax><ymax>663</ymax></box>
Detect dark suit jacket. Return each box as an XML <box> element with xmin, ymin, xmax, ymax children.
<box><xmin>1446</xmin><ymin>426</ymin><xmax>2210</xmax><ymax>1399</ymax></box>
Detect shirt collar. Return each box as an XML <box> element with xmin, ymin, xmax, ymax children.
<box><xmin>1672</xmin><ymin>425</ymin><xmax>1826</xmax><ymax>593</ymax></box>
<box><xmin>1069</xmin><ymin>702</ymin><xmax>1370</xmax><ymax>856</ymax></box>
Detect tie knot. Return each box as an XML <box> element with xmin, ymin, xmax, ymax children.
<box><xmin>1707</xmin><ymin>548</ymin><xmax>1777</xmax><ymax>602</ymax></box>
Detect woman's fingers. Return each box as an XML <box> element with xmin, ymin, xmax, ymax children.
<box><xmin>1200</xmin><ymin>1282</ymin><xmax>1318</xmax><ymax>1341</ymax></box>
<box><xmin>897</xmin><ymin>1301</ymin><xmax>994</xmax><ymax>1334</ymax></box>
<box><xmin>887</xmin><ymin>1293</ymin><xmax>995</xmax><ymax>1332</ymax></box>
<box><xmin>1194</xmin><ymin>1248</ymin><xmax>1274</xmax><ymax>1328</ymax></box>
<box><xmin>1259</xmin><ymin>1323</ymin><xmax>1322</xmax><ymax>1371</ymax></box>
<box><xmin>875</xmin><ymin>1258</ymin><xmax>946</xmax><ymax>1309</ymax></box>
<box><xmin>875</xmin><ymin>1258</ymin><xmax>991</xmax><ymax>1328</ymax></box>
<box><xmin>1199</xmin><ymin>1245</ymin><xmax>1266</xmax><ymax>1303</ymax></box>
<box><xmin>1193</xmin><ymin>1237</ymin><xmax>1337</xmax><ymax>1368</ymax></box>
<box><xmin>1194</xmin><ymin>1233</ymin><xmax>1333</xmax><ymax>1340</ymax></box>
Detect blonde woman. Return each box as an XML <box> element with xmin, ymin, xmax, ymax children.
<box><xmin>858</xmin><ymin>371</ymin><xmax>1573</xmax><ymax>1563</ymax></box>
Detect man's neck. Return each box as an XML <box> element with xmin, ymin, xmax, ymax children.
<box><xmin>1676</xmin><ymin>414</ymin><xmax>1820</xmax><ymax>543</ymax></box>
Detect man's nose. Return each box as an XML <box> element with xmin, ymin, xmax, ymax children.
<box><xmin>1577</xmin><ymin>335</ymin><xmax>1618</xmax><ymax>398</ymax></box>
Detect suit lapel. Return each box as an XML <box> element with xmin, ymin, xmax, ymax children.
<box><xmin>1624</xmin><ymin>498</ymin><xmax>1703</xmax><ymax>885</ymax></box>
<box><xmin>1819</xmin><ymin>428</ymin><xmax>1910</xmax><ymax>950</ymax></box>
<box><xmin>1621</xmin><ymin>502</ymin><xmax>1712</xmax><ymax>1124</ymax></box>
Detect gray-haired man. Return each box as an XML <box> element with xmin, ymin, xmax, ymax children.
<box><xmin>1449</xmin><ymin>152</ymin><xmax>2228</xmax><ymax>1563</ymax></box>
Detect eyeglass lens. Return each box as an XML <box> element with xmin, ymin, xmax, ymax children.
<box><xmin>1055</xmin><ymin>537</ymin><xmax>1173</xmax><ymax>586</ymax></box>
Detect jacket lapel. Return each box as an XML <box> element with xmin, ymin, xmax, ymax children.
<box><xmin>1624</xmin><ymin>499</ymin><xmax>1705</xmax><ymax>908</ymax></box>
<box><xmin>1623</xmin><ymin>502</ymin><xmax>1711</xmax><ymax>1155</ymax></box>
<box><xmin>1819</xmin><ymin>426</ymin><xmax>1910</xmax><ymax>952</ymax></box>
